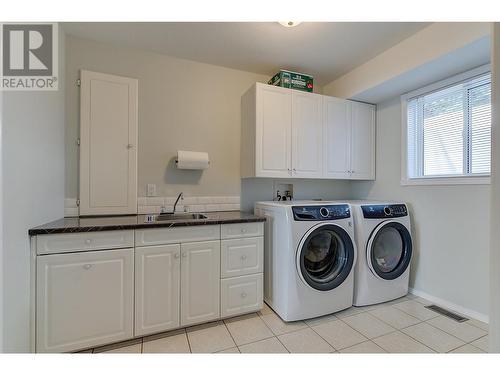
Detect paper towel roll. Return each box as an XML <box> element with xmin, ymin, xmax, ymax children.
<box><xmin>176</xmin><ymin>150</ymin><xmax>210</xmax><ymax>170</ymax></box>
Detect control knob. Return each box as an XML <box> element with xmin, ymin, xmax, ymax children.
<box><xmin>320</xmin><ymin>207</ymin><xmax>329</xmax><ymax>218</ymax></box>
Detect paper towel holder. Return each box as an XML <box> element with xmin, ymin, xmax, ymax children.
<box><xmin>175</xmin><ymin>150</ymin><xmax>210</xmax><ymax>170</ymax></box>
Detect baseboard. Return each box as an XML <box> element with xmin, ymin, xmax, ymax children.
<box><xmin>409</xmin><ymin>287</ymin><xmax>489</xmax><ymax>323</ymax></box>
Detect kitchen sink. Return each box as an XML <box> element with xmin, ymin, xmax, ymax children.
<box><xmin>145</xmin><ymin>213</ymin><xmax>208</xmax><ymax>222</ymax></box>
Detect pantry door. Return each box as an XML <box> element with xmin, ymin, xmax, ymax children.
<box><xmin>79</xmin><ymin>70</ymin><xmax>138</xmax><ymax>215</ymax></box>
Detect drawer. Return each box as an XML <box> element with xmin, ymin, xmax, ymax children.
<box><xmin>135</xmin><ymin>225</ymin><xmax>220</xmax><ymax>246</ymax></box>
<box><xmin>221</xmin><ymin>274</ymin><xmax>263</xmax><ymax>319</ymax></box>
<box><xmin>36</xmin><ymin>230</ymin><xmax>134</xmax><ymax>255</ymax></box>
<box><xmin>221</xmin><ymin>222</ymin><xmax>263</xmax><ymax>239</ymax></box>
<box><xmin>221</xmin><ymin>237</ymin><xmax>263</xmax><ymax>278</ymax></box>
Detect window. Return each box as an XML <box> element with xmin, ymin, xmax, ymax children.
<box><xmin>403</xmin><ymin>67</ymin><xmax>491</xmax><ymax>185</ymax></box>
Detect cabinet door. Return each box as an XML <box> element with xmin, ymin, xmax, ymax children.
<box><xmin>255</xmin><ymin>84</ymin><xmax>292</xmax><ymax>177</ymax></box>
<box><xmin>292</xmin><ymin>91</ymin><xmax>323</xmax><ymax>178</ymax></box>
<box><xmin>323</xmin><ymin>96</ymin><xmax>351</xmax><ymax>179</ymax></box>
<box><xmin>135</xmin><ymin>245</ymin><xmax>181</xmax><ymax>336</ymax></box>
<box><xmin>350</xmin><ymin>102</ymin><xmax>376</xmax><ymax>180</ymax></box>
<box><xmin>79</xmin><ymin>70</ymin><xmax>138</xmax><ymax>215</ymax></box>
<box><xmin>36</xmin><ymin>249</ymin><xmax>134</xmax><ymax>353</ymax></box>
<box><xmin>180</xmin><ymin>241</ymin><xmax>221</xmax><ymax>326</ymax></box>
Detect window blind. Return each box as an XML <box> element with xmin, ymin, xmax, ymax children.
<box><xmin>406</xmin><ymin>73</ymin><xmax>491</xmax><ymax>180</ymax></box>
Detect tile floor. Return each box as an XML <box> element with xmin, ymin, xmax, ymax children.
<box><xmin>83</xmin><ymin>294</ymin><xmax>489</xmax><ymax>354</ymax></box>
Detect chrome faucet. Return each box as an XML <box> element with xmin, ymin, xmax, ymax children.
<box><xmin>172</xmin><ymin>192</ymin><xmax>183</xmax><ymax>213</ymax></box>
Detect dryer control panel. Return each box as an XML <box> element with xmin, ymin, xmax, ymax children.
<box><xmin>292</xmin><ymin>204</ymin><xmax>350</xmax><ymax>221</ymax></box>
<box><xmin>362</xmin><ymin>204</ymin><xmax>408</xmax><ymax>219</ymax></box>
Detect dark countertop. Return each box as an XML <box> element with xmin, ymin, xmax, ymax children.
<box><xmin>29</xmin><ymin>211</ymin><xmax>266</xmax><ymax>235</ymax></box>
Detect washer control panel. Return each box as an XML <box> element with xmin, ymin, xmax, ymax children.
<box><xmin>293</xmin><ymin>204</ymin><xmax>350</xmax><ymax>221</ymax></box>
<box><xmin>362</xmin><ymin>204</ymin><xmax>408</xmax><ymax>219</ymax></box>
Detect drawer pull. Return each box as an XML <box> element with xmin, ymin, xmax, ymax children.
<box><xmin>241</xmin><ymin>228</ymin><xmax>247</xmax><ymax>233</ymax></box>
<box><xmin>241</xmin><ymin>292</ymin><xmax>247</xmax><ymax>298</ymax></box>
<box><xmin>83</xmin><ymin>264</ymin><xmax>92</xmax><ymax>270</ymax></box>
<box><xmin>241</xmin><ymin>255</ymin><xmax>247</xmax><ymax>261</ymax></box>
<box><xmin>174</xmin><ymin>253</ymin><xmax>180</xmax><ymax>259</ymax></box>
<box><xmin>85</xmin><ymin>239</ymin><xmax>92</xmax><ymax>245</ymax></box>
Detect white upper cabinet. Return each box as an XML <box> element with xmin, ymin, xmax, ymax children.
<box><xmin>292</xmin><ymin>91</ymin><xmax>323</xmax><ymax>178</ymax></box>
<box><xmin>241</xmin><ymin>83</ymin><xmax>375</xmax><ymax>180</ymax></box>
<box><xmin>254</xmin><ymin>84</ymin><xmax>292</xmax><ymax>177</ymax></box>
<box><xmin>323</xmin><ymin>96</ymin><xmax>351</xmax><ymax>179</ymax></box>
<box><xmin>79</xmin><ymin>70</ymin><xmax>138</xmax><ymax>215</ymax></box>
<box><xmin>350</xmin><ymin>102</ymin><xmax>376</xmax><ymax>180</ymax></box>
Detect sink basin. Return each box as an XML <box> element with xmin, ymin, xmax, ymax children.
<box><xmin>145</xmin><ymin>213</ymin><xmax>208</xmax><ymax>222</ymax></box>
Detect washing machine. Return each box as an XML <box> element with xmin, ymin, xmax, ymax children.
<box><xmin>349</xmin><ymin>201</ymin><xmax>413</xmax><ymax>306</ymax></box>
<box><xmin>255</xmin><ymin>201</ymin><xmax>357</xmax><ymax>321</ymax></box>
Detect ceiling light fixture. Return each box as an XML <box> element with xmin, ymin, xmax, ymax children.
<box><xmin>279</xmin><ymin>21</ymin><xmax>302</xmax><ymax>28</ymax></box>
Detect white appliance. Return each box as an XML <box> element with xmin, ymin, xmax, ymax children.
<box><xmin>349</xmin><ymin>201</ymin><xmax>413</xmax><ymax>306</ymax></box>
<box><xmin>255</xmin><ymin>201</ymin><xmax>357</xmax><ymax>321</ymax></box>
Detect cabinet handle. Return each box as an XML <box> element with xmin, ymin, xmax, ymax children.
<box><xmin>293</xmin><ymin>168</ymin><xmax>296</xmax><ymax>173</ymax></box>
<box><xmin>241</xmin><ymin>254</ymin><xmax>247</xmax><ymax>261</ymax></box>
<box><xmin>241</xmin><ymin>292</ymin><xmax>247</xmax><ymax>298</ymax></box>
<box><xmin>83</xmin><ymin>264</ymin><xmax>92</xmax><ymax>270</ymax></box>
<box><xmin>174</xmin><ymin>253</ymin><xmax>180</xmax><ymax>259</ymax></box>
<box><xmin>127</xmin><ymin>144</ymin><xmax>134</xmax><ymax>149</ymax></box>
<box><xmin>182</xmin><ymin>252</ymin><xmax>187</xmax><ymax>258</ymax></box>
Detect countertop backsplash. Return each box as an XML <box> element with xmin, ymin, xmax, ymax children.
<box><xmin>64</xmin><ymin>196</ymin><xmax>241</xmax><ymax>217</ymax></box>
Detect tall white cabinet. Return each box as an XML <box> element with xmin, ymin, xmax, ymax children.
<box><xmin>79</xmin><ymin>70</ymin><xmax>138</xmax><ymax>215</ymax></box>
<box><xmin>241</xmin><ymin>83</ymin><xmax>375</xmax><ymax>180</ymax></box>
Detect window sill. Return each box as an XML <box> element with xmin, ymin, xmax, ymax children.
<box><xmin>401</xmin><ymin>176</ymin><xmax>490</xmax><ymax>186</ymax></box>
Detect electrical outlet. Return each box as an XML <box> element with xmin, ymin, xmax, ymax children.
<box><xmin>146</xmin><ymin>184</ymin><xmax>156</xmax><ymax>197</ymax></box>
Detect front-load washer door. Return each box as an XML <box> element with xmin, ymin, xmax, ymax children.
<box><xmin>367</xmin><ymin>221</ymin><xmax>412</xmax><ymax>280</ymax></box>
<box><xmin>297</xmin><ymin>224</ymin><xmax>355</xmax><ymax>291</ymax></box>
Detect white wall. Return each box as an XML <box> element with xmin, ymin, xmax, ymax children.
<box><xmin>65</xmin><ymin>36</ymin><xmax>275</xmax><ymax>200</ymax></box>
<box><xmin>351</xmin><ymin>97</ymin><xmax>490</xmax><ymax>319</ymax></box>
<box><xmin>241</xmin><ymin>178</ymin><xmax>352</xmax><ymax>212</ymax></box>
<box><xmin>0</xmin><ymin>29</ymin><xmax>65</xmax><ymax>352</ymax></box>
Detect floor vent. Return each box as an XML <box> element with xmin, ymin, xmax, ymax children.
<box><xmin>425</xmin><ymin>305</ymin><xmax>468</xmax><ymax>323</ymax></box>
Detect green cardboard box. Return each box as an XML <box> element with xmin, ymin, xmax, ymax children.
<box><xmin>268</xmin><ymin>70</ymin><xmax>314</xmax><ymax>92</ymax></box>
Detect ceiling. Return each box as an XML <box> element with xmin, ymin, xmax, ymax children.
<box><xmin>62</xmin><ymin>22</ymin><xmax>430</xmax><ymax>86</ymax></box>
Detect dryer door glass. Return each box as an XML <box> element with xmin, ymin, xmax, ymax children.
<box><xmin>299</xmin><ymin>224</ymin><xmax>355</xmax><ymax>291</ymax></box>
<box><xmin>369</xmin><ymin>222</ymin><xmax>412</xmax><ymax>280</ymax></box>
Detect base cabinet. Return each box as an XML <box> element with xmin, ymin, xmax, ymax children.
<box><xmin>33</xmin><ymin>223</ymin><xmax>263</xmax><ymax>353</ymax></box>
<box><xmin>36</xmin><ymin>248</ymin><xmax>134</xmax><ymax>353</ymax></box>
<box><xmin>135</xmin><ymin>244</ymin><xmax>181</xmax><ymax>336</ymax></box>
